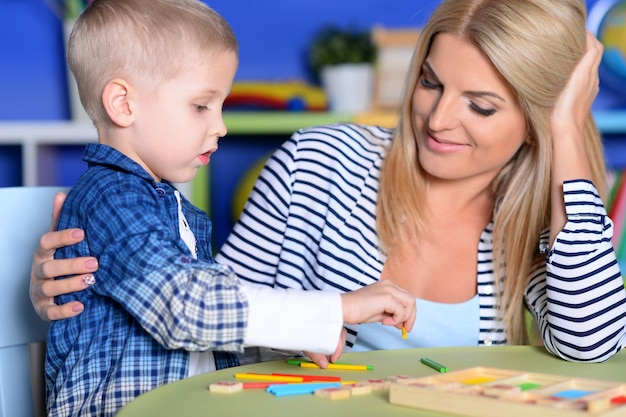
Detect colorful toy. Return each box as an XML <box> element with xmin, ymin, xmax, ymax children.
<box><xmin>389</xmin><ymin>367</ymin><xmax>626</xmax><ymax>416</ymax></box>
<box><xmin>206</xmin><ymin>364</ymin><xmax>626</xmax><ymax>416</ymax></box>
<box><xmin>224</xmin><ymin>81</ymin><xmax>327</xmax><ymax>111</ymax></box>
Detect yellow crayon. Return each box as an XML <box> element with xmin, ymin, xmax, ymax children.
<box><xmin>234</xmin><ymin>373</ymin><xmax>303</xmax><ymax>382</ymax></box>
<box><xmin>300</xmin><ymin>362</ymin><xmax>373</xmax><ymax>371</ymax></box>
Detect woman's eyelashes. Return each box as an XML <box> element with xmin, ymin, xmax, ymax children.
<box><xmin>469</xmin><ymin>102</ymin><xmax>496</xmax><ymax>116</ymax></box>
<box><xmin>420</xmin><ymin>75</ymin><xmax>441</xmax><ymax>90</ymax></box>
<box><xmin>419</xmin><ymin>75</ymin><xmax>497</xmax><ymax>117</ymax></box>
<box><xmin>194</xmin><ymin>104</ymin><xmax>209</xmax><ymax>112</ymax></box>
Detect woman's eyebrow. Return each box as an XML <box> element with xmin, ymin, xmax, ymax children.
<box><xmin>424</xmin><ymin>60</ymin><xmax>506</xmax><ymax>102</ymax></box>
<box><xmin>465</xmin><ymin>90</ymin><xmax>506</xmax><ymax>102</ymax></box>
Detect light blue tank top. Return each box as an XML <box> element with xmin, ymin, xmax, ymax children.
<box><xmin>351</xmin><ymin>295</ymin><xmax>480</xmax><ymax>351</ymax></box>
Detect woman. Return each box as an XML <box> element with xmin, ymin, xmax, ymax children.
<box><xmin>31</xmin><ymin>0</ymin><xmax>626</xmax><ymax>364</ymax></box>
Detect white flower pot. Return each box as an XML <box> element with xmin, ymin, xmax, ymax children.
<box><xmin>321</xmin><ymin>63</ymin><xmax>374</xmax><ymax>113</ymax></box>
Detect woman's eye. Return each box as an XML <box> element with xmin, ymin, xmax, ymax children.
<box><xmin>194</xmin><ymin>104</ymin><xmax>208</xmax><ymax>112</ymax></box>
<box><xmin>469</xmin><ymin>102</ymin><xmax>496</xmax><ymax>117</ymax></box>
<box><xmin>420</xmin><ymin>76</ymin><xmax>440</xmax><ymax>89</ymax></box>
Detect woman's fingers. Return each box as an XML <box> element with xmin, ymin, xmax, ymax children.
<box><xmin>41</xmin><ymin>300</ymin><xmax>85</xmax><ymax>321</ymax></box>
<box><xmin>29</xmin><ymin>201</ymin><xmax>96</xmax><ymax>321</ymax></box>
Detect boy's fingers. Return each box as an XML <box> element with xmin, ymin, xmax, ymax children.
<box><xmin>305</xmin><ymin>352</ymin><xmax>329</xmax><ymax>369</ymax></box>
<box><xmin>403</xmin><ymin>302</ymin><xmax>417</xmax><ymax>331</ymax></box>
<box><xmin>383</xmin><ymin>298</ymin><xmax>416</xmax><ymax>329</ymax></box>
<box><xmin>329</xmin><ymin>328</ymin><xmax>347</xmax><ymax>363</ymax></box>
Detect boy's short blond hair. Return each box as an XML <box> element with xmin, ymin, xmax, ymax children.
<box><xmin>68</xmin><ymin>0</ymin><xmax>238</xmax><ymax>125</ymax></box>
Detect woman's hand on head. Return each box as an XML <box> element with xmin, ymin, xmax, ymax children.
<box><xmin>551</xmin><ymin>31</ymin><xmax>603</xmax><ymax>139</ymax></box>
<box><xmin>30</xmin><ymin>192</ymin><xmax>97</xmax><ymax>321</ymax></box>
<box><xmin>549</xmin><ymin>31</ymin><xmax>600</xmax><ymax>243</ymax></box>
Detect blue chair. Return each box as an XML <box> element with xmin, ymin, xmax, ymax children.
<box><xmin>0</xmin><ymin>186</ymin><xmax>68</xmax><ymax>417</ymax></box>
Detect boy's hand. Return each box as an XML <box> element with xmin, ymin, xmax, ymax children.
<box><xmin>306</xmin><ymin>281</ymin><xmax>415</xmax><ymax>368</ymax></box>
<box><xmin>304</xmin><ymin>328</ymin><xmax>347</xmax><ymax>368</ymax></box>
<box><xmin>340</xmin><ymin>280</ymin><xmax>416</xmax><ymax>331</ymax></box>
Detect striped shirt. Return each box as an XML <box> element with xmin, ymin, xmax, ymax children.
<box><xmin>217</xmin><ymin>123</ymin><xmax>626</xmax><ymax>362</ymax></box>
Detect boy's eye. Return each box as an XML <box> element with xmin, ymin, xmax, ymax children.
<box><xmin>194</xmin><ymin>104</ymin><xmax>208</xmax><ymax>112</ymax></box>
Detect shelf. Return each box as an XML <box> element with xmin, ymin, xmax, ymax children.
<box><xmin>223</xmin><ymin>112</ymin><xmax>352</xmax><ymax>134</ymax></box>
<box><xmin>0</xmin><ymin>109</ymin><xmax>625</xmax><ymax>191</ymax></box>
<box><xmin>0</xmin><ymin>122</ymin><xmax>97</xmax><ymax>188</ymax></box>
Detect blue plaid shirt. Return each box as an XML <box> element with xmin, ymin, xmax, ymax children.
<box><xmin>46</xmin><ymin>144</ymin><xmax>246</xmax><ymax>416</ymax></box>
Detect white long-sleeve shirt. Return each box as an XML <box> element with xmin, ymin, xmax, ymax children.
<box><xmin>217</xmin><ymin>123</ymin><xmax>626</xmax><ymax>363</ymax></box>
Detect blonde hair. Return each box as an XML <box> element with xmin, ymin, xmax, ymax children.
<box><xmin>377</xmin><ymin>0</ymin><xmax>607</xmax><ymax>344</ymax></box>
<box><xmin>67</xmin><ymin>0</ymin><xmax>238</xmax><ymax>125</ymax></box>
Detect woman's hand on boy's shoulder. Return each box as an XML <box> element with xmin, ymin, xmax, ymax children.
<box><xmin>30</xmin><ymin>192</ymin><xmax>97</xmax><ymax>321</ymax></box>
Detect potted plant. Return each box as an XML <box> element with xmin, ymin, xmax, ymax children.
<box><xmin>308</xmin><ymin>25</ymin><xmax>377</xmax><ymax>113</ymax></box>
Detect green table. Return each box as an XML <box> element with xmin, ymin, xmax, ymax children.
<box><xmin>116</xmin><ymin>346</ymin><xmax>626</xmax><ymax>417</ymax></box>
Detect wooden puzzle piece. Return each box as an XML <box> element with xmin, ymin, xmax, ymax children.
<box><xmin>353</xmin><ymin>378</ymin><xmax>389</xmax><ymax>391</ymax></box>
<box><xmin>209</xmin><ymin>381</ymin><xmax>243</xmax><ymax>393</ymax></box>
<box><xmin>314</xmin><ymin>387</ymin><xmax>352</xmax><ymax>400</ymax></box>
<box><xmin>349</xmin><ymin>384</ymin><xmax>374</xmax><ymax>395</ymax></box>
<box><xmin>387</xmin><ymin>374</ymin><xmax>420</xmax><ymax>384</ymax></box>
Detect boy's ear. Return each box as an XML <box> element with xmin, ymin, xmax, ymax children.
<box><xmin>102</xmin><ymin>78</ymin><xmax>134</xmax><ymax>127</ymax></box>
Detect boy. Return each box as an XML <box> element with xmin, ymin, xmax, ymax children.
<box><xmin>46</xmin><ymin>0</ymin><xmax>415</xmax><ymax>415</ymax></box>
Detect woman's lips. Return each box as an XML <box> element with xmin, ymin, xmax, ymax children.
<box><xmin>426</xmin><ymin>134</ymin><xmax>467</xmax><ymax>153</ymax></box>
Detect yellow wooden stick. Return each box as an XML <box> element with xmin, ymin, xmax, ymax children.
<box><xmin>300</xmin><ymin>363</ymin><xmax>371</xmax><ymax>371</ymax></box>
<box><xmin>234</xmin><ymin>373</ymin><xmax>303</xmax><ymax>382</ymax></box>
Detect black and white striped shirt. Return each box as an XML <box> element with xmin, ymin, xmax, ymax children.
<box><xmin>217</xmin><ymin>123</ymin><xmax>626</xmax><ymax>362</ymax></box>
